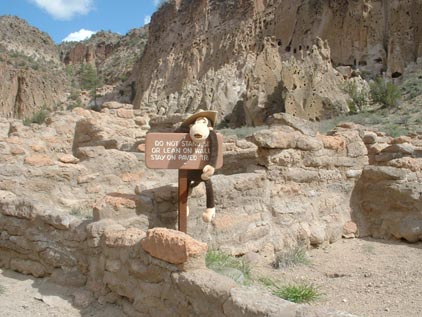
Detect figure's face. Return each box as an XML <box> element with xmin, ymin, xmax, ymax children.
<box><xmin>190</xmin><ymin>117</ymin><xmax>210</xmax><ymax>144</ymax></box>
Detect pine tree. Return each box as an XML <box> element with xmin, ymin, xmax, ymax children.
<box><xmin>80</xmin><ymin>63</ymin><xmax>102</xmax><ymax>110</ymax></box>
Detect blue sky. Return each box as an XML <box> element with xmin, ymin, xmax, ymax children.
<box><xmin>0</xmin><ymin>0</ymin><xmax>160</xmax><ymax>43</ymax></box>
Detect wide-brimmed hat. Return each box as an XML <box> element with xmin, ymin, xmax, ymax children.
<box><xmin>181</xmin><ymin>110</ymin><xmax>218</xmax><ymax>128</ymax></box>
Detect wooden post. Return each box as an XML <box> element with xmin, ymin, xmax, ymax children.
<box><xmin>178</xmin><ymin>169</ymin><xmax>188</xmax><ymax>233</ymax></box>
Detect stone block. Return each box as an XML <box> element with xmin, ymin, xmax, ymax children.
<box><xmin>24</xmin><ymin>154</ymin><xmax>55</xmax><ymax>166</ymax></box>
<box><xmin>104</xmin><ymin>227</ymin><xmax>146</xmax><ymax>248</ymax></box>
<box><xmin>50</xmin><ymin>268</ymin><xmax>87</xmax><ymax>287</ymax></box>
<box><xmin>141</xmin><ymin>228</ymin><xmax>208</xmax><ymax>265</ymax></box>
<box><xmin>172</xmin><ymin>269</ymin><xmax>236</xmax><ymax>316</ymax></box>
<box><xmin>223</xmin><ymin>286</ymin><xmax>297</xmax><ymax>317</ymax></box>
<box><xmin>10</xmin><ymin>258</ymin><xmax>47</xmax><ymax>277</ymax></box>
<box><xmin>93</xmin><ymin>193</ymin><xmax>141</xmax><ymax>221</ymax></box>
<box><xmin>128</xmin><ymin>260</ymin><xmax>166</xmax><ymax>283</ymax></box>
<box><xmin>382</xmin><ymin>143</ymin><xmax>415</xmax><ymax>155</ymax></box>
<box><xmin>343</xmin><ymin>221</ymin><xmax>358</xmax><ymax>238</ymax></box>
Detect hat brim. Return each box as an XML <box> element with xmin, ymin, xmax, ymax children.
<box><xmin>181</xmin><ymin>110</ymin><xmax>218</xmax><ymax>127</ymax></box>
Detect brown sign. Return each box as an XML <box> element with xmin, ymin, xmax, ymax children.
<box><xmin>145</xmin><ymin>133</ymin><xmax>223</xmax><ymax>170</ymax></box>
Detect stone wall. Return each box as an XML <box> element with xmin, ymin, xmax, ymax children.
<box><xmin>0</xmin><ymin>205</ymin><xmax>355</xmax><ymax>316</ymax></box>
<box><xmin>85</xmin><ymin>113</ymin><xmax>375</xmax><ymax>258</ymax></box>
<box><xmin>352</xmin><ymin>129</ymin><xmax>422</xmax><ymax>242</ymax></box>
<box><xmin>1</xmin><ymin>107</ymin><xmax>421</xmax><ymax>315</ymax></box>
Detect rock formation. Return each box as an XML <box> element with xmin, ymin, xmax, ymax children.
<box><xmin>133</xmin><ymin>0</ymin><xmax>422</xmax><ymax>124</ymax></box>
<box><xmin>0</xmin><ymin>16</ymin><xmax>68</xmax><ymax>118</ymax></box>
<box><xmin>0</xmin><ymin>16</ymin><xmax>148</xmax><ymax>119</ymax></box>
<box><xmin>0</xmin><ymin>16</ymin><xmax>58</xmax><ymax>62</ymax></box>
<box><xmin>59</xmin><ymin>28</ymin><xmax>148</xmax><ymax>86</ymax></box>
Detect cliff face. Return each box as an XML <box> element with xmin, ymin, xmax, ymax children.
<box><xmin>133</xmin><ymin>0</ymin><xmax>422</xmax><ymax>125</ymax></box>
<box><xmin>0</xmin><ymin>64</ymin><xmax>67</xmax><ymax>118</ymax></box>
<box><xmin>0</xmin><ymin>16</ymin><xmax>68</xmax><ymax>118</ymax></box>
<box><xmin>59</xmin><ymin>28</ymin><xmax>148</xmax><ymax>85</ymax></box>
<box><xmin>0</xmin><ymin>16</ymin><xmax>148</xmax><ymax>119</ymax></box>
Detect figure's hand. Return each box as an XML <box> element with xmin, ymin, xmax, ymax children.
<box><xmin>202</xmin><ymin>207</ymin><xmax>215</xmax><ymax>222</ymax></box>
<box><xmin>201</xmin><ymin>164</ymin><xmax>215</xmax><ymax>180</ymax></box>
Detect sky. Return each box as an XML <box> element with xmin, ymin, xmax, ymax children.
<box><xmin>0</xmin><ymin>0</ymin><xmax>161</xmax><ymax>43</ymax></box>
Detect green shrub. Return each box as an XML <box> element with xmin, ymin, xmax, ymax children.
<box><xmin>342</xmin><ymin>81</ymin><xmax>369</xmax><ymax>113</ymax></box>
<box><xmin>273</xmin><ymin>246</ymin><xmax>310</xmax><ymax>269</ymax></box>
<box><xmin>23</xmin><ymin>106</ymin><xmax>50</xmax><ymax>126</ymax></box>
<box><xmin>370</xmin><ymin>77</ymin><xmax>401</xmax><ymax>108</ymax></box>
<box><xmin>401</xmin><ymin>73</ymin><xmax>422</xmax><ymax>99</ymax></box>
<box><xmin>67</xmin><ymin>98</ymin><xmax>83</xmax><ymax>110</ymax></box>
<box><xmin>382</xmin><ymin>123</ymin><xmax>408</xmax><ymax>137</ymax></box>
<box><xmin>69</xmin><ymin>89</ymin><xmax>80</xmax><ymax>101</ymax></box>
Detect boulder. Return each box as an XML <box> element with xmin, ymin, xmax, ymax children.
<box><xmin>141</xmin><ymin>228</ymin><xmax>208</xmax><ymax>265</ymax></box>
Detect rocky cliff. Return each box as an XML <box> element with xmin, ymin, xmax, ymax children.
<box><xmin>0</xmin><ymin>16</ymin><xmax>68</xmax><ymax>118</ymax></box>
<box><xmin>0</xmin><ymin>16</ymin><xmax>148</xmax><ymax>119</ymax></box>
<box><xmin>133</xmin><ymin>0</ymin><xmax>422</xmax><ymax>125</ymax></box>
<box><xmin>59</xmin><ymin>27</ymin><xmax>148</xmax><ymax>85</ymax></box>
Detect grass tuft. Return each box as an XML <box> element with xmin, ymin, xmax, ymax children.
<box><xmin>273</xmin><ymin>283</ymin><xmax>322</xmax><ymax>303</ymax></box>
<box><xmin>206</xmin><ymin>250</ymin><xmax>251</xmax><ymax>284</ymax></box>
<box><xmin>70</xmin><ymin>206</ymin><xmax>93</xmax><ymax>220</ymax></box>
<box><xmin>259</xmin><ymin>277</ymin><xmax>321</xmax><ymax>303</ymax></box>
<box><xmin>273</xmin><ymin>246</ymin><xmax>310</xmax><ymax>269</ymax></box>
<box><xmin>362</xmin><ymin>243</ymin><xmax>376</xmax><ymax>255</ymax></box>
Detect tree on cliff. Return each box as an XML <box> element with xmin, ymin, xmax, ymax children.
<box><xmin>80</xmin><ymin>63</ymin><xmax>103</xmax><ymax>109</ymax></box>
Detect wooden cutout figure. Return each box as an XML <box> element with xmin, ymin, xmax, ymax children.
<box><xmin>175</xmin><ymin>110</ymin><xmax>218</xmax><ymax>222</ymax></box>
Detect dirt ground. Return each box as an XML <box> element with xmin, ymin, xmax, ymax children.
<box><xmin>0</xmin><ymin>269</ymin><xmax>125</xmax><ymax>317</ymax></box>
<box><xmin>253</xmin><ymin>237</ymin><xmax>422</xmax><ymax>317</ymax></box>
<box><xmin>0</xmin><ymin>237</ymin><xmax>421</xmax><ymax>317</ymax></box>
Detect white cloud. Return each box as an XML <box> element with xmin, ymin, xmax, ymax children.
<box><xmin>29</xmin><ymin>0</ymin><xmax>94</xmax><ymax>20</ymax></box>
<box><xmin>62</xmin><ymin>29</ymin><xmax>96</xmax><ymax>42</ymax></box>
<box><xmin>153</xmin><ymin>0</ymin><xmax>160</xmax><ymax>6</ymax></box>
<box><xmin>144</xmin><ymin>15</ymin><xmax>151</xmax><ymax>25</ymax></box>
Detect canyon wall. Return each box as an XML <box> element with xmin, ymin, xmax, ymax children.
<box><xmin>0</xmin><ymin>16</ymin><xmax>68</xmax><ymax>118</ymax></box>
<box><xmin>133</xmin><ymin>0</ymin><xmax>422</xmax><ymax>124</ymax></box>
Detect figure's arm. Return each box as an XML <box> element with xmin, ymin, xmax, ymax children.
<box><xmin>201</xmin><ymin>129</ymin><xmax>218</xmax><ymax>181</ymax></box>
<box><xmin>208</xmin><ymin>129</ymin><xmax>218</xmax><ymax>167</ymax></box>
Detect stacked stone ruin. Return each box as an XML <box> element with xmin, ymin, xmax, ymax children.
<box><xmin>0</xmin><ymin>107</ymin><xmax>421</xmax><ymax>316</ymax></box>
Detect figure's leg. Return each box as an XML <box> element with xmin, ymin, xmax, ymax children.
<box><xmin>187</xmin><ymin>172</ymin><xmax>201</xmax><ymax>217</ymax></box>
<box><xmin>202</xmin><ymin>179</ymin><xmax>215</xmax><ymax>222</ymax></box>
